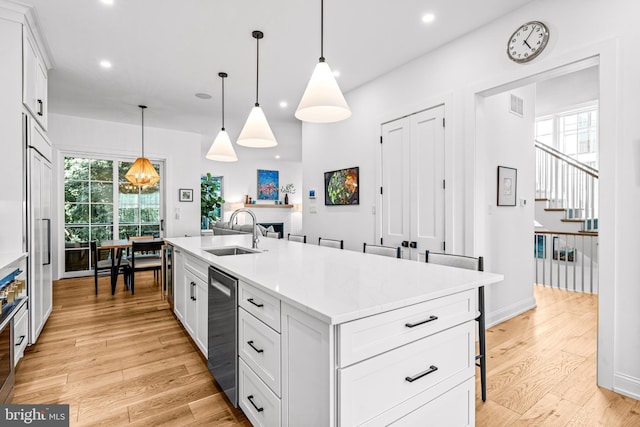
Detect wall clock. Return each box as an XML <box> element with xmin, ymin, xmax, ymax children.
<box><xmin>507</xmin><ymin>21</ymin><xmax>549</xmax><ymax>63</ymax></box>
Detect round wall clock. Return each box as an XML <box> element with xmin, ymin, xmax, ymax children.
<box><xmin>507</xmin><ymin>21</ymin><xmax>549</xmax><ymax>63</ymax></box>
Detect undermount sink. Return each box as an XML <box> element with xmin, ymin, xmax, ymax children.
<box><xmin>204</xmin><ymin>246</ymin><xmax>260</xmax><ymax>256</ymax></box>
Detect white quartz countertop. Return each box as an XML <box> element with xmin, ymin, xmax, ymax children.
<box><xmin>166</xmin><ymin>235</ymin><xmax>503</xmax><ymax>325</ymax></box>
<box><xmin>0</xmin><ymin>252</ymin><xmax>27</xmax><ymax>271</ymax></box>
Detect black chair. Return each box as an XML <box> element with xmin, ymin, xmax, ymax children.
<box><xmin>287</xmin><ymin>234</ymin><xmax>306</xmax><ymax>243</ymax></box>
<box><xmin>318</xmin><ymin>237</ymin><xmax>344</xmax><ymax>249</ymax></box>
<box><xmin>363</xmin><ymin>243</ymin><xmax>401</xmax><ymax>258</ymax></box>
<box><xmin>90</xmin><ymin>241</ymin><xmax>113</xmax><ymax>294</ymax></box>
<box><xmin>126</xmin><ymin>240</ymin><xmax>163</xmax><ymax>295</ymax></box>
<box><xmin>425</xmin><ymin>250</ymin><xmax>487</xmax><ymax>402</ymax></box>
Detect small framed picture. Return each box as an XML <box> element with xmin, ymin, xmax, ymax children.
<box><xmin>497</xmin><ymin>166</ymin><xmax>517</xmax><ymax>206</ymax></box>
<box><xmin>179</xmin><ymin>188</ymin><xmax>193</xmax><ymax>202</ymax></box>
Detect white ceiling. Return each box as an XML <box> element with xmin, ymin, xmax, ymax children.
<box><xmin>20</xmin><ymin>0</ymin><xmax>535</xmax><ymax>160</ymax></box>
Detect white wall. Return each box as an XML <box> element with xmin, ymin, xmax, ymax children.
<box><xmin>49</xmin><ymin>113</ymin><xmax>202</xmax><ymax>279</ymax></box>
<box><xmin>536</xmin><ymin>66</ymin><xmax>599</xmax><ymax>116</ymax></box>
<box><xmin>476</xmin><ymin>86</ymin><xmax>537</xmax><ymax>325</ymax></box>
<box><xmin>301</xmin><ymin>0</ymin><xmax>640</xmax><ymax>398</ymax></box>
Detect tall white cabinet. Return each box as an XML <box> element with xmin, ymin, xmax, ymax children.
<box><xmin>0</xmin><ymin>3</ymin><xmax>53</xmax><ymax>346</ymax></box>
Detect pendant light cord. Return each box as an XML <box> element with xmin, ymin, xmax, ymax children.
<box><xmin>221</xmin><ymin>75</ymin><xmax>225</xmax><ymax>130</ymax></box>
<box><xmin>320</xmin><ymin>0</ymin><xmax>325</xmax><ymax>62</ymax></box>
<box><xmin>141</xmin><ymin>106</ymin><xmax>145</xmax><ymax>158</ymax></box>
<box><xmin>255</xmin><ymin>35</ymin><xmax>260</xmax><ymax>106</ymax></box>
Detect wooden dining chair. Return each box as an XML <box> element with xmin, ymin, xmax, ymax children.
<box><xmin>287</xmin><ymin>234</ymin><xmax>306</xmax><ymax>243</ymax></box>
<box><xmin>363</xmin><ymin>243</ymin><xmax>401</xmax><ymax>258</ymax></box>
<box><xmin>318</xmin><ymin>237</ymin><xmax>344</xmax><ymax>249</ymax></box>
<box><xmin>425</xmin><ymin>250</ymin><xmax>487</xmax><ymax>402</ymax></box>
<box><xmin>126</xmin><ymin>240</ymin><xmax>163</xmax><ymax>294</ymax></box>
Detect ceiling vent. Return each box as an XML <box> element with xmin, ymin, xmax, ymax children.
<box><xmin>510</xmin><ymin>93</ymin><xmax>524</xmax><ymax>117</ymax></box>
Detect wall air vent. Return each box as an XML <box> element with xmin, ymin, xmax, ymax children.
<box><xmin>510</xmin><ymin>93</ymin><xmax>524</xmax><ymax>117</ymax></box>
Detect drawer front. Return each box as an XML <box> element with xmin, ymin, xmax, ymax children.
<box><xmin>239</xmin><ymin>308</ymin><xmax>281</xmax><ymax>395</ymax></box>
<box><xmin>361</xmin><ymin>376</ymin><xmax>475</xmax><ymax>427</ymax></box>
<box><xmin>184</xmin><ymin>253</ymin><xmax>209</xmax><ymax>282</ymax></box>
<box><xmin>338</xmin><ymin>289</ymin><xmax>475</xmax><ymax>367</ymax></box>
<box><xmin>14</xmin><ymin>304</ymin><xmax>28</xmax><ymax>365</ymax></box>
<box><xmin>239</xmin><ymin>358</ymin><xmax>281</xmax><ymax>427</ymax></box>
<box><xmin>239</xmin><ymin>282</ymin><xmax>281</xmax><ymax>333</ymax></box>
<box><xmin>339</xmin><ymin>321</ymin><xmax>474</xmax><ymax>427</ymax></box>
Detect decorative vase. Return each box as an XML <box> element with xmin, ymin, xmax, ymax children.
<box><xmin>284</xmin><ymin>194</ymin><xmax>289</xmax><ymax>205</ymax></box>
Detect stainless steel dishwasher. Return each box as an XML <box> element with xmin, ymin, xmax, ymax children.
<box><xmin>208</xmin><ymin>266</ymin><xmax>238</xmax><ymax>407</ymax></box>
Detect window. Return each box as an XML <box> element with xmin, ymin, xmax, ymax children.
<box><xmin>64</xmin><ymin>156</ymin><xmax>162</xmax><ymax>274</ymax></box>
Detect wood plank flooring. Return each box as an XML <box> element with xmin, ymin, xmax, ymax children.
<box><xmin>12</xmin><ymin>275</ymin><xmax>639</xmax><ymax>426</ymax></box>
<box><xmin>11</xmin><ymin>272</ymin><xmax>250</xmax><ymax>426</ymax></box>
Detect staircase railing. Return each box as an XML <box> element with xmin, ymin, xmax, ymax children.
<box><xmin>534</xmin><ymin>231</ymin><xmax>598</xmax><ymax>294</ymax></box>
<box><xmin>535</xmin><ymin>140</ymin><xmax>599</xmax><ymax>230</ymax></box>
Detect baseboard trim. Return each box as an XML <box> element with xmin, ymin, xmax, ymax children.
<box><xmin>614</xmin><ymin>372</ymin><xmax>640</xmax><ymax>400</ymax></box>
<box><xmin>485</xmin><ymin>296</ymin><xmax>537</xmax><ymax>328</ymax></box>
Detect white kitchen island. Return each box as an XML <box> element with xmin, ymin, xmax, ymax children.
<box><xmin>166</xmin><ymin>235</ymin><xmax>503</xmax><ymax>427</ymax></box>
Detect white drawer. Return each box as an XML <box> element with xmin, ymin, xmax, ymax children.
<box><xmin>361</xmin><ymin>376</ymin><xmax>475</xmax><ymax>427</ymax></box>
<box><xmin>239</xmin><ymin>308</ymin><xmax>281</xmax><ymax>396</ymax></box>
<box><xmin>239</xmin><ymin>358</ymin><xmax>281</xmax><ymax>427</ymax></box>
<box><xmin>239</xmin><ymin>282</ymin><xmax>280</xmax><ymax>333</ymax></box>
<box><xmin>184</xmin><ymin>253</ymin><xmax>209</xmax><ymax>282</ymax></box>
<box><xmin>339</xmin><ymin>321</ymin><xmax>474</xmax><ymax>427</ymax></box>
<box><xmin>338</xmin><ymin>289</ymin><xmax>475</xmax><ymax>367</ymax></box>
<box><xmin>13</xmin><ymin>304</ymin><xmax>28</xmax><ymax>366</ymax></box>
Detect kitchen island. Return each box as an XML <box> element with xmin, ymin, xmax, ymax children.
<box><xmin>166</xmin><ymin>234</ymin><xmax>503</xmax><ymax>426</ymax></box>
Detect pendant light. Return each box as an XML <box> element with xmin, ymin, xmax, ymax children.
<box><xmin>206</xmin><ymin>72</ymin><xmax>238</xmax><ymax>162</ymax></box>
<box><xmin>237</xmin><ymin>30</ymin><xmax>278</xmax><ymax>148</ymax></box>
<box><xmin>295</xmin><ymin>0</ymin><xmax>351</xmax><ymax>123</ymax></box>
<box><xmin>125</xmin><ymin>105</ymin><xmax>160</xmax><ymax>186</ymax></box>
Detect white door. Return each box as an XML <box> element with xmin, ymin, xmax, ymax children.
<box><xmin>381</xmin><ymin>105</ymin><xmax>445</xmax><ymax>261</ymax></box>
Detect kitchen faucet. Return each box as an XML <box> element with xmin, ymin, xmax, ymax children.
<box><xmin>229</xmin><ymin>208</ymin><xmax>259</xmax><ymax>249</ymax></box>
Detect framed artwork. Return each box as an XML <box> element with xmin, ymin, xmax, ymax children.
<box><xmin>324</xmin><ymin>167</ymin><xmax>359</xmax><ymax>205</ymax></box>
<box><xmin>534</xmin><ymin>234</ymin><xmax>546</xmax><ymax>259</ymax></box>
<box><xmin>257</xmin><ymin>169</ymin><xmax>279</xmax><ymax>200</ymax></box>
<box><xmin>552</xmin><ymin>236</ymin><xmax>575</xmax><ymax>262</ymax></box>
<box><xmin>497</xmin><ymin>166</ymin><xmax>517</xmax><ymax>206</ymax></box>
<box><xmin>179</xmin><ymin>188</ymin><xmax>193</xmax><ymax>202</ymax></box>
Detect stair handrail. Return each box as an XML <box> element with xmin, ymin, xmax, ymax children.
<box><xmin>535</xmin><ymin>140</ymin><xmax>599</xmax><ymax>179</ymax></box>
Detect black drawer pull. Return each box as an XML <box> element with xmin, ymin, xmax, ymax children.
<box><xmin>37</xmin><ymin>99</ymin><xmax>43</xmax><ymax>116</ymax></box>
<box><xmin>247</xmin><ymin>395</ymin><xmax>264</xmax><ymax>412</ymax></box>
<box><xmin>247</xmin><ymin>298</ymin><xmax>264</xmax><ymax>308</ymax></box>
<box><xmin>15</xmin><ymin>335</ymin><xmax>25</xmax><ymax>346</ymax></box>
<box><xmin>247</xmin><ymin>340</ymin><xmax>264</xmax><ymax>354</ymax></box>
<box><xmin>405</xmin><ymin>365</ymin><xmax>438</xmax><ymax>383</ymax></box>
<box><xmin>405</xmin><ymin>315</ymin><xmax>438</xmax><ymax>328</ymax></box>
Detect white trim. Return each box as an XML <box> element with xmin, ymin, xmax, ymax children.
<box><xmin>485</xmin><ymin>296</ymin><xmax>537</xmax><ymax>329</ymax></box>
<box><xmin>613</xmin><ymin>373</ymin><xmax>640</xmax><ymax>401</ymax></box>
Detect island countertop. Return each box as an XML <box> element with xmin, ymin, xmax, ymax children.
<box><xmin>165</xmin><ymin>235</ymin><xmax>503</xmax><ymax>325</ymax></box>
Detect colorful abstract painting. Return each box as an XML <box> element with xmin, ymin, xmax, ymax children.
<box><xmin>324</xmin><ymin>167</ymin><xmax>359</xmax><ymax>205</ymax></box>
<box><xmin>257</xmin><ymin>169</ymin><xmax>279</xmax><ymax>200</ymax></box>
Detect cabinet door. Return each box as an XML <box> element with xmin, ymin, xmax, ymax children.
<box><xmin>184</xmin><ymin>270</ymin><xmax>197</xmax><ymax>336</ymax></box>
<box><xmin>173</xmin><ymin>249</ymin><xmax>186</xmax><ymax>322</ymax></box>
<box><xmin>22</xmin><ymin>30</ymin><xmax>38</xmax><ymax>117</ymax></box>
<box><xmin>35</xmin><ymin>59</ymin><xmax>48</xmax><ymax>129</ymax></box>
<box><xmin>194</xmin><ymin>279</ymin><xmax>208</xmax><ymax>357</ymax></box>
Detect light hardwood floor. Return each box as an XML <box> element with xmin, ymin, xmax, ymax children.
<box><xmin>12</xmin><ymin>275</ymin><xmax>640</xmax><ymax>426</ymax></box>
<box><xmin>11</xmin><ymin>272</ymin><xmax>250</xmax><ymax>426</ymax></box>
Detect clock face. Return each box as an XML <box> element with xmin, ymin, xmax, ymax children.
<box><xmin>507</xmin><ymin>21</ymin><xmax>549</xmax><ymax>63</ymax></box>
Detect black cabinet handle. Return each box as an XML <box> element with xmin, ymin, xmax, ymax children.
<box><xmin>247</xmin><ymin>395</ymin><xmax>264</xmax><ymax>412</ymax></box>
<box><xmin>37</xmin><ymin>99</ymin><xmax>43</xmax><ymax>116</ymax></box>
<box><xmin>405</xmin><ymin>365</ymin><xmax>438</xmax><ymax>383</ymax></box>
<box><xmin>247</xmin><ymin>298</ymin><xmax>264</xmax><ymax>308</ymax></box>
<box><xmin>409</xmin><ymin>241</ymin><xmax>417</xmax><ymax>249</ymax></box>
<box><xmin>192</xmin><ymin>282</ymin><xmax>197</xmax><ymax>301</ymax></box>
<box><xmin>190</xmin><ymin>281</ymin><xmax>196</xmax><ymax>300</ymax></box>
<box><xmin>247</xmin><ymin>340</ymin><xmax>264</xmax><ymax>354</ymax></box>
<box><xmin>15</xmin><ymin>335</ymin><xmax>25</xmax><ymax>346</ymax></box>
<box><xmin>43</xmin><ymin>219</ymin><xmax>51</xmax><ymax>265</ymax></box>
<box><xmin>405</xmin><ymin>315</ymin><xmax>438</xmax><ymax>328</ymax></box>
<box><xmin>401</xmin><ymin>241</ymin><xmax>409</xmax><ymax>247</ymax></box>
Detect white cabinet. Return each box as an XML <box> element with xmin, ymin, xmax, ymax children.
<box><xmin>173</xmin><ymin>251</ymin><xmax>208</xmax><ymax>357</ymax></box>
<box><xmin>13</xmin><ymin>303</ymin><xmax>28</xmax><ymax>366</ymax></box>
<box><xmin>22</xmin><ymin>28</ymin><xmax>48</xmax><ymax>130</ymax></box>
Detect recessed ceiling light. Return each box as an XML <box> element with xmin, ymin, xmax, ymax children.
<box><xmin>275</xmin><ymin>155</ymin><xmax>281</xmax><ymax>159</ymax></box>
<box><xmin>422</xmin><ymin>13</ymin><xmax>435</xmax><ymax>23</ymax></box>
<box><xmin>195</xmin><ymin>93</ymin><xmax>212</xmax><ymax>99</ymax></box>
<box><xmin>100</xmin><ymin>0</ymin><xmax>114</xmax><ymax>5</ymax></box>
<box><xmin>279</xmin><ymin>101</ymin><xmax>288</xmax><ymax>108</ymax></box>
<box><xmin>332</xmin><ymin>70</ymin><xmax>341</xmax><ymax>77</ymax></box>
<box><xmin>99</xmin><ymin>60</ymin><xmax>112</xmax><ymax>69</ymax></box>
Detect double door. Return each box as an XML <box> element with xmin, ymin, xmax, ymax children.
<box><xmin>380</xmin><ymin>105</ymin><xmax>445</xmax><ymax>261</ymax></box>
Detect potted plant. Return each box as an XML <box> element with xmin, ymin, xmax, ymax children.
<box><xmin>201</xmin><ymin>173</ymin><xmax>225</xmax><ymax>229</ymax></box>
<box><xmin>280</xmin><ymin>183</ymin><xmax>296</xmax><ymax>205</ymax></box>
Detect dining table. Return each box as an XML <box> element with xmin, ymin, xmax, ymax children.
<box><xmin>100</xmin><ymin>239</ymin><xmax>163</xmax><ymax>295</ymax></box>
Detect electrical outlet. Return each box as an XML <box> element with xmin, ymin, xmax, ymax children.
<box><xmin>310</xmin><ymin>206</ymin><xmax>318</xmax><ymax>214</ymax></box>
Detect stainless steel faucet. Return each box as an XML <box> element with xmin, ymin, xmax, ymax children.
<box><xmin>229</xmin><ymin>208</ymin><xmax>259</xmax><ymax>249</ymax></box>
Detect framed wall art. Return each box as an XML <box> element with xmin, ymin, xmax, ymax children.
<box><xmin>324</xmin><ymin>167</ymin><xmax>359</xmax><ymax>206</ymax></box>
<box><xmin>497</xmin><ymin>166</ymin><xmax>517</xmax><ymax>206</ymax></box>
<box><xmin>179</xmin><ymin>188</ymin><xmax>193</xmax><ymax>202</ymax></box>
<box><xmin>257</xmin><ymin>169</ymin><xmax>279</xmax><ymax>200</ymax></box>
